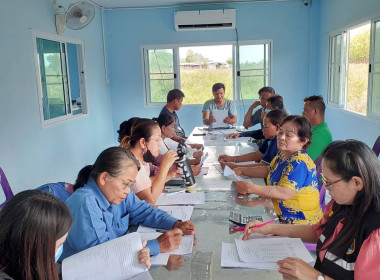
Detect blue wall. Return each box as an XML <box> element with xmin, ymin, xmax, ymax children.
<box><xmin>0</xmin><ymin>0</ymin><xmax>114</xmax><ymax>195</ymax></box>
<box><xmin>317</xmin><ymin>0</ymin><xmax>380</xmax><ymax>146</ymax></box>
<box><xmin>104</xmin><ymin>1</ymin><xmax>316</xmax><ymax>140</ymax></box>
<box><xmin>1</xmin><ymin>0</ymin><xmax>379</xmax><ymax>198</ymax></box>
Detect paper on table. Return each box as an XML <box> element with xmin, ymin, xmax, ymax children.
<box><xmin>221</xmin><ymin>243</ymin><xmax>278</xmax><ymax>270</ymax></box>
<box><xmin>223</xmin><ymin>165</ymin><xmax>240</xmax><ymax>182</ymax></box>
<box><xmin>196</xmin><ymin>166</ymin><xmax>209</xmax><ymax>177</ymax></box>
<box><xmin>211</xmin><ymin>110</ymin><xmax>229</xmax><ymax>128</ymax></box>
<box><xmin>62</xmin><ymin>232</ymin><xmax>146</xmax><ymax>280</ymax></box>
<box><xmin>128</xmin><ymin>271</ymin><xmax>153</xmax><ymax>280</ymax></box>
<box><xmin>235</xmin><ymin>238</ymin><xmax>314</xmax><ymax>263</ymax></box>
<box><xmin>156</xmin><ymin>191</ymin><xmax>205</xmax><ymax>206</ymax></box>
<box><xmin>224</xmin><ymin>137</ymin><xmax>251</xmax><ymax>142</ymax></box>
<box><xmin>213</xmin><ymin>163</ymin><xmax>224</xmax><ymax>174</ymax></box>
<box><xmin>139</xmin><ymin>232</ymin><xmax>194</xmax><ymax>256</ymax></box>
<box><xmin>197</xmin><ymin>152</ymin><xmax>209</xmax><ymax>166</ymax></box>
<box><xmin>223</xmin><ymin>166</ymin><xmax>252</xmax><ymax>183</ymax></box>
<box><xmin>137</xmin><ymin>205</ymin><xmax>194</xmax><ymax>233</ymax></box>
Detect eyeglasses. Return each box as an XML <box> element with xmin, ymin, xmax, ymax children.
<box><xmin>124</xmin><ymin>181</ymin><xmax>136</xmax><ymax>190</ymax></box>
<box><xmin>320</xmin><ymin>173</ymin><xmax>344</xmax><ymax>188</ymax></box>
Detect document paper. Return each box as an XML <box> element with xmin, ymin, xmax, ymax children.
<box><xmin>139</xmin><ymin>232</ymin><xmax>194</xmax><ymax>265</ymax></box>
<box><xmin>221</xmin><ymin>243</ymin><xmax>278</xmax><ymax>270</ymax></box>
<box><xmin>235</xmin><ymin>237</ymin><xmax>314</xmax><ymax>263</ymax></box>
<box><xmin>62</xmin><ymin>232</ymin><xmax>146</xmax><ymax>280</ymax></box>
<box><xmin>211</xmin><ymin>110</ymin><xmax>229</xmax><ymax>128</ymax></box>
<box><xmin>156</xmin><ymin>191</ymin><xmax>205</xmax><ymax>205</ymax></box>
<box><xmin>223</xmin><ymin>166</ymin><xmax>252</xmax><ymax>183</ymax></box>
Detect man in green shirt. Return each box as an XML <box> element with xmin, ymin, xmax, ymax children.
<box><xmin>302</xmin><ymin>95</ymin><xmax>333</xmax><ymax>161</ymax></box>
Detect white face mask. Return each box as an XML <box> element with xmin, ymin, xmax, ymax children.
<box><xmin>55</xmin><ymin>245</ymin><xmax>63</xmax><ymax>262</ymax></box>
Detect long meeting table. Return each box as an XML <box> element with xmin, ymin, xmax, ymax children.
<box><xmin>149</xmin><ymin>127</ymin><xmax>285</xmax><ymax>280</ymax></box>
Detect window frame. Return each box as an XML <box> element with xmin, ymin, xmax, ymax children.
<box><xmin>141</xmin><ymin>40</ymin><xmax>272</xmax><ymax>107</ymax></box>
<box><xmin>327</xmin><ymin>18</ymin><xmax>380</xmax><ymax>121</ymax></box>
<box><xmin>32</xmin><ymin>30</ymin><xmax>88</xmax><ymax>126</ymax></box>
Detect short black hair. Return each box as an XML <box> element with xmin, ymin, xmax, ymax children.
<box><xmin>212</xmin><ymin>83</ymin><xmax>225</xmax><ymax>93</ymax></box>
<box><xmin>258</xmin><ymin>87</ymin><xmax>275</xmax><ymax>96</ymax></box>
<box><xmin>304</xmin><ymin>95</ymin><xmax>326</xmax><ymax>114</ymax></box>
<box><xmin>167</xmin><ymin>89</ymin><xmax>185</xmax><ymax>103</ymax></box>
<box><xmin>267</xmin><ymin>94</ymin><xmax>284</xmax><ymax>110</ymax></box>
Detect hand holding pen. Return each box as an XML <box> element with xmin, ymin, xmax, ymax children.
<box><xmin>242</xmin><ymin>218</ymin><xmax>279</xmax><ymax>240</ymax></box>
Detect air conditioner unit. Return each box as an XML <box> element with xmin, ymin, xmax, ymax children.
<box><xmin>174</xmin><ymin>9</ymin><xmax>236</xmax><ymax>31</ymax></box>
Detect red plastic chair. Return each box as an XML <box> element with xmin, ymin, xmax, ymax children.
<box><xmin>372</xmin><ymin>136</ymin><xmax>380</xmax><ymax>157</ymax></box>
<box><xmin>0</xmin><ymin>167</ymin><xmax>14</xmax><ymax>210</ymax></box>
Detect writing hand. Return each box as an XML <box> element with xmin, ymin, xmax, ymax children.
<box><xmin>172</xmin><ymin>220</ymin><xmax>196</xmax><ymax>235</ymax></box>
<box><xmin>242</xmin><ymin>220</ymin><xmax>270</xmax><ymax>240</ymax></box>
<box><xmin>157</xmin><ymin>228</ymin><xmax>183</xmax><ymax>253</ymax></box>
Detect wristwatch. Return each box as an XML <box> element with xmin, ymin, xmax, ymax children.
<box><xmin>317</xmin><ymin>273</ymin><xmax>325</xmax><ymax>280</ymax></box>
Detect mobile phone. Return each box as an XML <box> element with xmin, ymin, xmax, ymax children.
<box><xmin>229</xmin><ymin>212</ymin><xmax>263</xmax><ymax>226</ymax></box>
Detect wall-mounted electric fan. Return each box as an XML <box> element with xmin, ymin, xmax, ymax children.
<box><xmin>55</xmin><ymin>1</ymin><xmax>95</xmax><ymax>34</ymax></box>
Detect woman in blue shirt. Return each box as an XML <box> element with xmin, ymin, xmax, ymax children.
<box><xmin>218</xmin><ymin>109</ymin><xmax>287</xmax><ymax>174</ymax></box>
<box><xmin>61</xmin><ymin>147</ymin><xmax>196</xmax><ymax>260</ymax></box>
<box><xmin>235</xmin><ymin>115</ymin><xmax>323</xmax><ymax>224</ymax></box>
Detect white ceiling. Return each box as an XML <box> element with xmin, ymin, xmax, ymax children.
<box><xmin>89</xmin><ymin>0</ymin><xmax>291</xmax><ymax>9</ymax></box>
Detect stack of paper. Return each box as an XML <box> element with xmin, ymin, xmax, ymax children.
<box><xmin>221</xmin><ymin>237</ymin><xmax>314</xmax><ymax>270</ymax></box>
<box><xmin>62</xmin><ymin>232</ymin><xmax>147</xmax><ymax>280</ymax></box>
<box><xmin>139</xmin><ymin>232</ymin><xmax>194</xmax><ymax>266</ymax></box>
<box><xmin>156</xmin><ymin>191</ymin><xmax>205</xmax><ymax>206</ymax></box>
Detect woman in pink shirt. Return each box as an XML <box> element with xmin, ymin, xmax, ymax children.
<box><xmin>120</xmin><ymin>119</ymin><xmax>179</xmax><ymax>204</ymax></box>
<box><xmin>242</xmin><ymin>139</ymin><xmax>380</xmax><ymax>280</ymax></box>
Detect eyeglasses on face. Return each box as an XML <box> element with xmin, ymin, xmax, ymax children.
<box><xmin>320</xmin><ymin>173</ymin><xmax>344</xmax><ymax>188</ymax></box>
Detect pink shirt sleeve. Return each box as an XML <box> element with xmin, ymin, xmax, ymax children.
<box><xmin>132</xmin><ymin>162</ymin><xmax>152</xmax><ymax>194</ymax></box>
<box><xmin>355</xmin><ymin>229</ymin><xmax>380</xmax><ymax>278</ymax></box>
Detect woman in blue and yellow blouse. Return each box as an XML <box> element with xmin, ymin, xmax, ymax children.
<box><xmin>235</xmin><ymin>115</ymin><xmax>323</xmax><ymax>224</ymax></box>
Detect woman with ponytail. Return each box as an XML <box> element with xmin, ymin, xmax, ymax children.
<box><xmin>120</xmin><ymin>119</ymin><xmax>179</xmax><ymax>204</ymax></box>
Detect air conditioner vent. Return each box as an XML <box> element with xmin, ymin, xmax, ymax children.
<box><xmin>175</xmin><ymin>9</ymin><xmax>236</xmax><ymax>31</ymax></box>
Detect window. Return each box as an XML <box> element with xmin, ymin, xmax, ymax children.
<box><xmin>328</xmin><ymin>20</ymin><xmax>380</xmax><ymax>118</ymax></box>
<box><xmin>143</xmin><ymin>41</ymin><xmax>272</xmax><ymax>105</ymax></box>
<box><xmin>33</xmin><ymin>31</ymin><xmax>87</xmax><ymax>125</ymax></box>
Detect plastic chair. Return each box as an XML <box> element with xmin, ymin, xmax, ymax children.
<box><xmin>372</xmin><ymin>136</ymin><xmax>380</xmax><ymax>157</ymax></box>
<box><xmin>0</xmin><ymin>167</ymin><xmax>14</xmax><ymax>210</ymax></box>
<box><xmin>36</xmin><ymin>182</ymin><xmax>74</xmax><ymax>202</ymax></box>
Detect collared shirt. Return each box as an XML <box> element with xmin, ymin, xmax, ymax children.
<box><xmin>308</xmin><ymin>121</ymin><xmax>333</xmax><ymax>161</ymax></box>
<box><xmin>258</xmin><ymin>136</ymin><xmax>279</xmax><ymax>165</ymax></box>
<box><xmin>61</xmin><ymin>177</ymin><xmax>178</xmax><ymax>260</ymax></box>
<box><xmin>268</xmin><ymin>150</ymin><xmax>323</xmax><ymax>224</ymax></box>
<box><xmin>159</xmin><ymin>107</ymin><xmax>186</xmax><ymax>138</ymax></box>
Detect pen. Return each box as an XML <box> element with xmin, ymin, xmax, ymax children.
<box><xmin>232</xmin><ymin>226</ymin><xmax>245</xmax><ymax>232</ymax></box>
<box><xmin>155</xmin><ymin>229</ymin><xmax>184</xmax><ymax>236</ymax></box>
<box><xmin>250</xmin><ymin>218</ymin><xmax>278</xmax><ymax>229</ymax></box>
<box><xmin>167</xmin><ymin>190</ymin><xmax>186</xmax><ymax>196</ymax></box>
